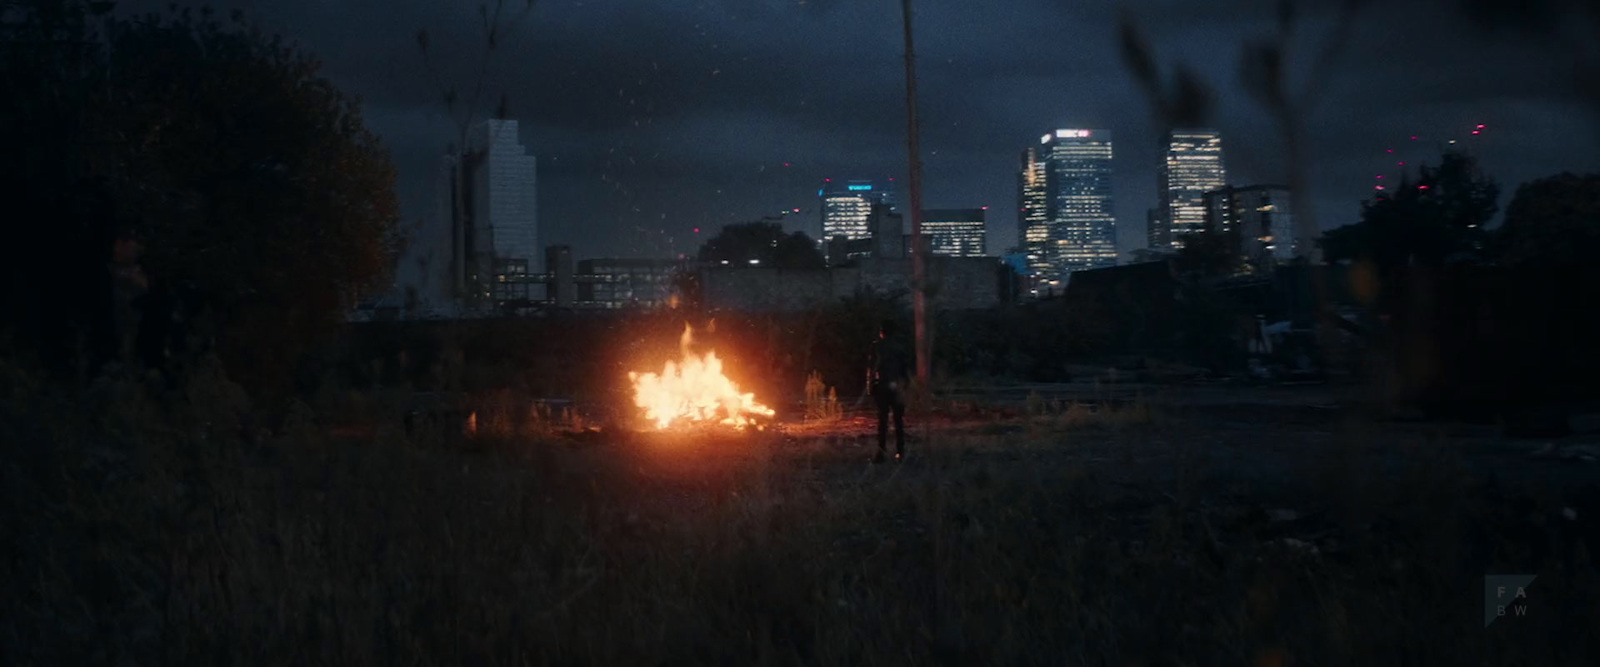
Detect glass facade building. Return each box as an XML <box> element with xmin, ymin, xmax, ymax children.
<box><xmin>921</xmin><ymin>208</ymin><xmax>988</xmax><ymax>257</ymax></box>
<box><xmin>576</xmin><ymin>258</ymin><xmax>688</xmax><ymax>309</ymax></box>
<box><xmin>819</xmin><ymin>180</ymin><xmax>894</xmax><ymax>261</ymax></box>
<box><xmin>439</xmin><ymin>119</ymin><xmax>539</xmax><ymax>306</ymax></box>
<box><xmin>1017</xmin><ymin>147</ymin><xmax>1051</xmax><ymax>277</ymax></box>
<box><xmin>1039</xmin><ymin>129</ymin><xmax>1118</xmax><ymax>279</ymax></box>
<box><xmin>1159</xmin><ymin>129</ymin><xmax>1226</xmax><ymax>249</ymax></box>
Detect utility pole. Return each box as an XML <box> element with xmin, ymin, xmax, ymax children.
<box><xmin>901</xmin><ymin>0</ymin><xmax>930</xmax><ymax>389</ymax></box>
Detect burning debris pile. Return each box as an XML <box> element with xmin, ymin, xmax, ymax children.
<box><xmin>628</xmin><ymin>325</ymin><xmax>775</xmax><ymax>430</ymax></box>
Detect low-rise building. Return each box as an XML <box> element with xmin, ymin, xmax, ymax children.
<box><xmin>575</xmin><ymin>258</ymin><xmax>688</xmax><ymax>309</ymax></box>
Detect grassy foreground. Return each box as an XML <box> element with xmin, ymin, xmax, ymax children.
<box><xmin>4</xmin><ymin>364</ymin><xmax>1598</xmax><ymax>665</ymax></box>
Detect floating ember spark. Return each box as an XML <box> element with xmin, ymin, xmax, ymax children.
<box><xmin>628</xmin><ymin>325</ymin><xmax>775</xmax><ymax>430</ymax></box>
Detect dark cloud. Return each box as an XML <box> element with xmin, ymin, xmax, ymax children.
<box><xmin>115</xmin><ymin>0</ymin><xmax>1597</xmax><ymax>289</ymax></box>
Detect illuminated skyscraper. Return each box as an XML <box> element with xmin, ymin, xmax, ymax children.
<box><xmin>1017</xmin><ymin>147</ymin><xmax>1050</xmax><ymax>277</ymax></box>
<box><xmin>1159</xmin><ymin>129</ymin><xmax>1226</xmax><ymax>249</ymax></box>
<box><xmin>921</xmin><ymin>208</ymin><xmax>988</xmax><ymax>257</ymax></box>
<box><xmin>819</xmin><ymin>179</ymin><xmax>893</xmax><ymax>262</ymax></box>
<box><xmin>1038</xmin><ymin>129</ymin><xmax>1118</xmax><ymax>279</ymax></box>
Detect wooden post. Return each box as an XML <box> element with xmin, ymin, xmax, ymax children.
<box><xmin>901</xmin><ymin>0</ymin><xmax>930</xmax><ymax>390</ymax></box>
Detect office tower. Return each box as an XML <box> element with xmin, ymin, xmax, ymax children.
<box><xmin>440</xmin><ymin>118</ymin><xmax>539</xmax><ymax>305</ymax></box>
<box><xmin>1146</xmin><ymin>207</ymin><xmax>1168</xmax><ymax>251</ymax></box>
<box><xmin>869</xmin><ymin>203</ymin><xmax>905</xmax><ymax>259</ymax></box>
<box><xmin>819</xmin><ymin>179</ymin><xmax>893</xmax><ymax>261</ymax></box>
<box><xmin>1017</xmin><ymin>147</ymin><xmax>1050</xmax><ymax>277</ymax></box>
<box><xmin>1203</xmin><ymin>185</ymin><xmax>1296</xmax><ymax>266</ymax></box>
<box><xmin>1159</xmin><ymin>129</ymin><xmax>1226</xmax><ymax>248</ymax></box>
<box><xmin>1038</xmin><ymin>128</ymin><xmax>1118</xmax><ymax>278</ymax></box>
<box><xmin>921</xmin><ymin>208</ymin><xmax>988</xmax><ymax>257</ymax></box>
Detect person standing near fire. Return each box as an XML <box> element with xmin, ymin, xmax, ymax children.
<box><xmin>866</xmin><ymin>319</ymin><xmax>910</xmax><ymax>463</ymax></box>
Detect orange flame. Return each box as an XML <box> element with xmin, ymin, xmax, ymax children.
<box><xmin>628</xmin><ymin>325</ymin><xmax>775</xmax><ymax>430</ymax></box>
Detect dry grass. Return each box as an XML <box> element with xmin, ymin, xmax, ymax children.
<box><xmin>4</xmin><ymin>362</ymin><xmax>1598</xmax><ymax>665</ymax></box>
<box><xmin>802</xmin><ymin>371</ymin><xmax>844</xmax><ymax>424</ymax></box>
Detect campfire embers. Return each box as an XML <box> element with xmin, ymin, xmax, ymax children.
<box><xmin>629</xmin><ymin>325</ymin><xmax>775</xmax><ymax>431</ymax></box>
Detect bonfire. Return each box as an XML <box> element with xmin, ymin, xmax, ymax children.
<box><xmin>628</xmin><ymin>325</ymin><xmax>775</xmax><ymax>430</ymax></box>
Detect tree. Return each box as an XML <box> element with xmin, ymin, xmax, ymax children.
<box><xmin>0</xmin><ymin>2</ymin><xmax>402</xmax><ymax>394</ymax></box>
<box><xmin>1493</xmin><ymin>173</ymin><xmax>1600</xmax><ymax>268</ymax></box>
<box><xmin>1</xmin><ymin>0</ymin><xmax>118</xmax><ymax>377</ymax></box>
<box><xmin>1320</xmin><ymin>149</ymin><xmax>1499</xmax><ymax>275</ymax></box>
<box><xmin>696</xmin><ymin>222</ymin><xmax>825</xmax><ymax>270</ymax></box>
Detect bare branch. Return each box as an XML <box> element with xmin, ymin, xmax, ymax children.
<box><xmin>1239</xmin><ymin>40</ymin><xmax>1288</xmax><ymax>117</ymax></box>
<box><xmin>1170</xmin><ymin>64</ymin><xmax>1212</xmax><ymax>128</ymax></box>
<box><xmin>1296</xmin><ymin>0</ymin><xmax>1366</xmax><ymax>115</ymax></box>
<box><xmin>1117</xmin><ymin>14</ymin><xmax>1164</xmax><ymax>113</ymax></box>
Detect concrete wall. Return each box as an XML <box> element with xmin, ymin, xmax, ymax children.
<box><xmin>857</xmin><ymin>258</ymin><xmax>1006</xmax><ymax>310</ymax></box>
<box><xmin>702</xmin><ymin>268</ymin><xmax>836</xmax><ymax>312</ymax></box>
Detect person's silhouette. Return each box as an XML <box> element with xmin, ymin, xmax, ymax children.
<box><xmin>866</xmin><ymin>319</ymin><xmax>909</xmax><ymax>463</ymax></box>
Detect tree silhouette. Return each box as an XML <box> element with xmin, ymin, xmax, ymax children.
<box><xmin>697</xmin><ymin>222</ymin><xmax>825</xmax><ymax>270</ymax></box>
<box><xmin>1173</xmin><ymin>221</ymin><xmax>1243</xmax><ymax>281</ymax></box>
<box><xmin>1321</xmin><ymin>150</ymin><xmax>1499</xmax><ymax>275</ymax></box>
<box><xmin>1</xmin><ymin>2</ymin><xmax>401</xmax><ymax>393</ymax></box>
<box><xmin>1493</xmin><ymin>173</ymin><xmax>1600</xmax><ymax>268</ymax></box>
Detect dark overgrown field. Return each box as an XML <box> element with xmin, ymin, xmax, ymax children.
<box><xmin>5</xmin><ymin>361</ymin><xmax>1599</xmax><ymax>666</ymax></box>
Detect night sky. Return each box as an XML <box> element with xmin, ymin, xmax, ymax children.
<box><xmin>120</xmin><ymin>0</ymin><xmax>1596</xmax><ymax>290</ymax></box>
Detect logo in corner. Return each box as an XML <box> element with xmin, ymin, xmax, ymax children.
<box><xmin>1484</xmin><ymin>574</ymin><xmax>1536</xmax><ymax>627</ymax></box>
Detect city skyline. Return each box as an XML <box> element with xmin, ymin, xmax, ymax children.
<box><xmin>128</xmin><ymin>0</ymin><xmax>1597</xmax><ymax>290</ymax></box>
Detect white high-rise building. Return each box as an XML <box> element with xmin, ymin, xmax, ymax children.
<box><xmin>437</xmin><ymin>119</ymin><xmax>538</xmax><ymax>306</ymax></box>
<box><xmin>1039</xmin><ymin>129</ymin><xmax>1117</xmax><ymax>280</ymax></box>
<box><xmin>1159</xmin><ymin>129</ymin><xmax>1226</xmax><ymax>249</ymax></box>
